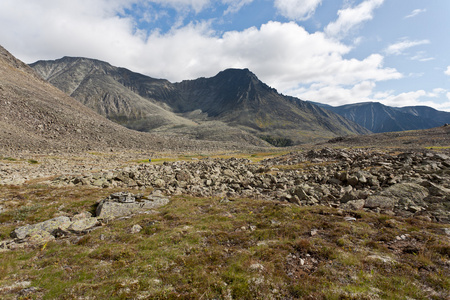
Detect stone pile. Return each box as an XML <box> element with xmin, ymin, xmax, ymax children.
<box><xmin>52</xmin><ymin>147</ymin><xmax>450</xmax><ymax>222</ymax></box>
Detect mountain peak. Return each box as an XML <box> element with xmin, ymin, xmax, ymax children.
<box><xmin>215</xmin><ymin>68</ymin><xmax>258</xmax><ymax>81</ymax></box>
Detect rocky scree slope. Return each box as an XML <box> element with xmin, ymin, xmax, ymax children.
<box><xmin>30</xmin><ymin>58</ymin><xmax>369</xmax><ymax>145</ymax></box>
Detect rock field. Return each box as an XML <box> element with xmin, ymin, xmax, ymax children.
<box><xmin>46</xmin><ymin>147</ymin><xmax>450</xmax><ymax>223</ymax></box>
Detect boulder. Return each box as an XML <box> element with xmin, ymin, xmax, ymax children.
<box><xmin>11</xmin><ymin>216</ymin><xmax>72</xmax><ymax>239</ymax></box>
<box><xmin>27</xmin><ymin>230</ymin><xmax>55</xmax><ymax>246</ymax></box>
<box><xmin>96</xmin><ymin>193</ymin><xmax>169</xmax><ymax>219</ymax></box>
<box><xmin>364</xmin><ymin>196</ymin><xmax>396</xmax><ymax>210</ymax></box>
<box><xmin>68</xmin><ymin>218</ymin><xmax>99</xmax><ymax>233</ymax></box>
<box><xmin>342</xmin><ymin>199</ymin><xmax>365</xmax><ymax>210</ymax></box>
<box><xmin>382</xmin><ymin>183</ymin><xmax>429</xmax><ymax>207</ymax></box>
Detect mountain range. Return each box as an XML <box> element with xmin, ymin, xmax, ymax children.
<box><xmin>30</xmin><ymin>57</ymin><xmax>369</xmax><ymax>145</ymax></box>
<box><xmin>312</xmin><ymin>101</ymin><xmax>450</xmax><ymax>133</ymax></box>
<box><xmin>0</xmin><ymin>45</ymin><xmax>238</xmax><ymax>152</ymax></box>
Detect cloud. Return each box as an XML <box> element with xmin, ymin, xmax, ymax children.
<box><xmin>133</xmin><ymin>21</ymin><xmax>401</xmax><ymax>90</ymax></box>
<box><xmin>384</xmin><ymin>39</ymin><xmax>430</xmax><ymax>56</ymax></box>
<box><xmin>148</xmin><ymin>0</ymin><xmax>211</xmax><ymax>13</ymax></box>
<box><xmin>325</xmin><ymin>0</ymin><xmax>384</xmax><ymax>38</ymax></box>
<box><xmin>222</xmin><ymin>0</ymin><xmax>254</xmax><ymax>14</ymax></box>
<box><xmin>0</xmin><ymin>0</ymin><xmax>406</xmax><ymax>110</ymax></box>
<box><xmin>293</xmin><ymin>83</ymin><xmax>450</xmax><ymax>111</ymax></box>
<box><xmin>445</xmin><ymin>66</ymin><xmax>450</xmax><ymax>76</ymax></box>
<box><xmin>404</xmin><ymin>8</ymin><xmax>426</xmax><ymax>19</ymax></box>
<box><xmin>292</xmin><ymin>81</ymin><xmax>375</xmax><ymax>105</ymax></box>
<box><xmin>274</xmin><ymin>0</ymin><xmax>322</xmax><ymax>21</ymax></box>
<box><xmin>410</xmin><ymin>51</ymin><xmax>434</xmax><ymax>62</ymax></box>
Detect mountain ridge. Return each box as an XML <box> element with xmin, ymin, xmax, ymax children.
<box><xmin>0</xmin><ymin>45</ymin><xmax>253</xmax><ymax>152</ymax></box>
<box><xmin>31</xmin><ymin>57</ymin><xmax>369</xmax><ymax>145</ymax></box>
<box><xmin>313</xmin><ymin>101</ymin><xmax>450</xmax><ymax>133</ymax></box>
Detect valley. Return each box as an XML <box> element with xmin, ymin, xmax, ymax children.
<box><xmin>0</xmin><ymin>45</ymin><xmax>449</xmax><ymax>299</ymax></box>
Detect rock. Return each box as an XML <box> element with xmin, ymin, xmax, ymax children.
<box><xmin>11</xmin><ymin>216</ymin><xmax>72</xmax><ymax>239</ymax></box>
<box><xmin>68</xmin><ymin>218</ymin><xmax>99</xmax><ymax>233</ymax></box>
<box><xmin>27</xmin><ymin>230</ymin><xmax>55</xmax><ymax>245</ymax></box>
<box><xmin>153</xmin><ymin>178</ymin><xmax>166</xmax><ymax>188</ymax></box>
<box><xmin>364</xmin><ymin>196</ymin><xmax>396</xmax><ymax>210</ymax></box>
<box><xmin>72</xmin><ymin>211</ymin><xmax>93</xmax><ymax>221</ymax></box>
<box><xmin>131</xmin><ymin>224</ymin><xmax>143</xmax><ymax>234</ymax></box>
<box><xmin>96</xmin><ymin>193</ymin><xmax>169</xmax><ymax>219</ymax></box>
<box><xmin>421</xmin><ymin>181</ymin><xmax>450</xmax><ymax>197</ymax></box>
<box><xmin>382</xmin><ymin>183</ymin><xmax>429</xmax><ymax>203</ymax></box>
<box><xmin>347</xmin><ymin>176</ymin><xmax>359</xmax><ymax>186</ymax></box>
<box><xmin>342</xmin><ymin>199</ymin><xmax>365</xmax><ymax>210</ymax></box>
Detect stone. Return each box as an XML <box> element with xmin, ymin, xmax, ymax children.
<box><xmin>96</xmin><ymin>193</ymin><xmax>169</xmax><ymax>219</ymax></box>
<box><xmin>364</xmin><ymin>196</ymin><xmax>396</xmax><ymax>210</ymax></box>
<box><xmin>72</xmin><ymin>211</ymin><xmax>93</xmax><ymax>221</ymax></box>
<box><xmin>131</xmin><ymin>224</ymin><xmax>142</xmax><ymax>234</ymax></box>
<box><xmin>27</xmin><ymin>230</ymin><xmax>55</xmax><ymax>245</ymax></box>
<box><xmin>342</xmin><ymin>199</ymin><xmax>365</xmax><ymax>210</ymax></box>
<box><xmin>421</xmin><ymin>181</ymin><xmax>450</xmax><ymax>197</ymax></box>
<box><xmin>153</xmin><ymin>179</ymin><xmax>166</xmax><ymax>188</ymax></box>
<box><xmin>68</xmin><ymin>218</ymin><xmax>99</xmax><ymax>233</ymax></box>
<box><xmin>11</xmin><ymin>216</ymin><xmax>72</xmax><ymax>239</ymax></box>
<box><xmin>382</xmin><ymin>183</ymin><xmax>429</xmax><ymax>206</ymax></box>
<box><xmin>347</xmin><ymin>176</ymin><xmax>359</xmax><ymax>186</ymax></box>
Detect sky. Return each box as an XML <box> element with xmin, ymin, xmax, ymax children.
<box><xmin>1</xmin><ymin>0</ymin><xmax>450</xmax><ymax>111</ymax></box>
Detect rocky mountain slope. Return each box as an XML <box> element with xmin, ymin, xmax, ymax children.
<box><xmin>30</xmin><ymin>58</ymin><xmax>369</xmax><ymax>145</ymax></box>
<box><xmin>172</xmin><ymin>69</ymin><xmax>369</xmax><ymax>143</ymax></box>
<box><xmin>0</xmin><ymin>45</ymin><xmax>248</xmax><ymax>152</ymax></box>
<box><xmin>315</xmin><ymin>101</ymin><xmax>450</xmax><ymax>133</ymax></box>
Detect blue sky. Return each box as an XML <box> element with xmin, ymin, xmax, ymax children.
<box><xmin>1</xmin><ymin>0</ymin><xmax>450</xmax><ymax>111</ymax></box>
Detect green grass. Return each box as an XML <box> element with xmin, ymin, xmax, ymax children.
<box><xmin>0</xmin><ymin>185</ymin><xmax>449</xmax><ymax>299</ymax></box>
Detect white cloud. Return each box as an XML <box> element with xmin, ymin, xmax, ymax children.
<box><xmin>274</xmin><ymin>0</ymin><xmax>322</xmax><ymax>21</ymax></box>
<box><xmin>404</xmin><ymin>8</ymin><xmax>426</xmax><ymax>19</ymax></box>
<box><xmin>410</xmin><ymin>51</ymin><xmax>434</xmax><ymax>62</ymax></box>
<box><xmin>295</xmin><ymin>84</ymin><xmax>450</xmax><ymax>112</ymax></box>
<box><xmin>148</xmin><ymin>0</ymin><xmax>211</xmax><ymax>13</ymax></box>
<box><xmin>384</xmin><ymin>39</ymin><xmax>430</xmax><ymax>56</ymax></box>
<box><xmin>222</xmin><ymin>0</ymin><xmax>253</xmax><ymax>14</ymax></box>
<box><xmin>325</xmin><ymin>0</ymin><xmax>384</xmax><ymax>38</ymax></box>
<box><xmin>0</xmin><ymin>0</ymin><xmax>400</xmax><ymax>91</ymax></box>
<box><xmin>7</xmin><ymin>0</ymin><xmax>442</xmax><ymax>112</ymax></box>
<box><xmin>445</xmin><ymin>66</ymin><xmax>450</xmax><ymax>76</ymax></box>
<box><xmin>292</xmin><ymin>81</ymin><xmax>375</xmax><ymax>105</ymax></box>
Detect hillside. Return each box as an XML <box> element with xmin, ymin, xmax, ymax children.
<box><xmin>317</xmin><ymin>101</ymin><xmax>450</xmax><ymax>133</ymax></box>
<box><xmin>0</xmin><ymin>45</ymin><xmax>247</xmax><ymax>152</ymax></box>
<box><xmin>30</xmin><ymin>58</ymin><xmax>369</xmax><ymax>145</ymax></box>
<box><xmin>173</xmin><ymin>69</ymin><xmax>369</xmax><ymax>143</ymax></box>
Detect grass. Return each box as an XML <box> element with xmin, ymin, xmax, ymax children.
<box><xmin>0</xmin><ymin>185</ymin><xmax>449</xmax><ymax>299</ymax></box>
<box><xmin>132</xmin><ymin>151</ymin><xmax>290</xmax><ymax>164</ymax></box>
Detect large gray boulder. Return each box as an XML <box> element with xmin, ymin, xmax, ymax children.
<box><xmin>11</xmin><ymin>216</ymin><xmax>72</xmax><ymax>239</ymax></box>
<box><xmin>364</xmin><ymin>196</ymin><xmax>396</xmax><ymax>210</ymax></box>
<box><xmin>67</xmin><ymin>218</ymin><xmax>99</xmax><ymax>233</ymax></box>
<box><xmin>382</xmin><ymin>183</ymin><xmax>429</xmax><ymax>207</ymax></box>
<box><xmin>96</xmin><ymin>192</ymin><xmax>169</xmax><ymax>219</ymax></box>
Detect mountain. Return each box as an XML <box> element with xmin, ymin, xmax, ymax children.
<box><xmin>315</xmin><ymin>101</ymin><xmax>450</xmax><ymax>133</ymax></box>
<box><xmin>29</xmin><ymin>57</ymin><xmax>196</xmax><ymax>131</ymax></box>
<box><xmin>0</xmin><ymin>45</ymin><xmax>234</xmax><ymax>152</ymax></box>
<box><xmin>31</xmin><ymin>58</ymin><xmax>369</xmax><ymax>145</ymax></box>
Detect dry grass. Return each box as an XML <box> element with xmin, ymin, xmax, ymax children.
<box><xmin>0</xmin><ymin>184</ymin><xmax>449</xmax><ymax>299</ymax></box>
